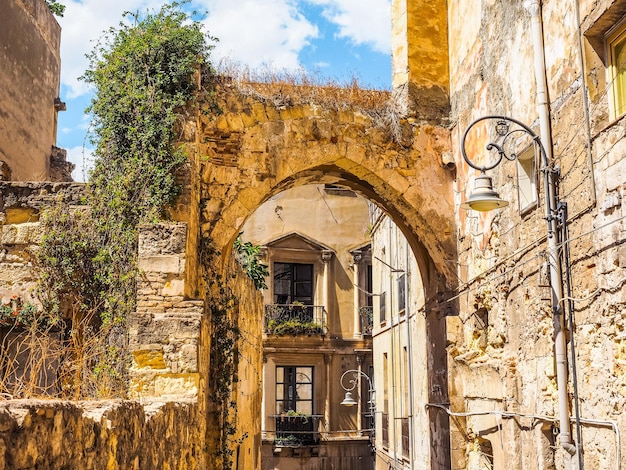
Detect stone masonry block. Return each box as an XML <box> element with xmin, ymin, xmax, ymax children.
<box><xmin>1</xmin><ymin>222</ymin><xmax>41</xmax><ymax>245</ymax></box>
<box><xmin>138</xmin><ymin>255</ymin><xmax>183</xmax><ymax>275</ymax></box>
<box><xmin>161</xmin><ymin>279</ymin><xmax>184</xmax><ymax>297</ymax></box>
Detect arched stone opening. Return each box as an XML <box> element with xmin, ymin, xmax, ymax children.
<box><xmin>180</xmin><ymin>84</ymin><xmax>456</xmax><ymax>469</ymax></box>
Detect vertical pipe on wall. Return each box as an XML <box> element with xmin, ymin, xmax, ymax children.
<box><xmin>353</xmin><ymin>252</ymin><xmax>363</xmax><ymax>338</ymax></box>
<box><xmin>574</xmin><ymin>0</ymin><xmax>597</xmax><ymax>206</ymax></box>
<box><xmin>404</xmin><ymin>237</ymin><xmax>415</xmax><ymax>468</ymax></box>
<box><xmin>388</xmin><ymin>217</ymin><xmax>399</xmax><ymax>468</ymax></box>
<box><xmin>523</xmin><ymin>0</ymin><xmax>577</xmax><ymax>458</ymax></box>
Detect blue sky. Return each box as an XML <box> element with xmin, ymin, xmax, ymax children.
<box><xmin>55</xmin><ymin>0</ymin><xmax>392</xmax><ymax>181</ymax></box>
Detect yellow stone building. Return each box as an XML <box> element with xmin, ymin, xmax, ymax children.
<box><xmin>241</xmin><ymin>184</ymin><xmax>375</xmax><ymax>469</ymax></box>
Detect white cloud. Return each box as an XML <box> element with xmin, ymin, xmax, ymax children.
<box><xmin>57</xmin><ymin>0</ymin><xmax>321</xmax><ymax>98</ymax></box>
<box><xmin>202</xmin><ymin>0</ymin><xmax>318</xmax><ymax>69</ymax></box>
<box><xmin>66</xmin><ymin>145</ymin><xmax>95</xmax><ymax>182</ymax></box>
<box><xmin>305</xmin><ymin>0</ymin><xmax>391</xmax><ymax>54</ymax></box>
<box><xmin>57</xmin><ymin>0</ymin><xmax>165</xmax><ymax>98</ymax></box>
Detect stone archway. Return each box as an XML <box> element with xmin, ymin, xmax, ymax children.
<box><xmin>180</xmin><ymin>82</ymin><xmax>456</xmax><ymax>470</ymax></box>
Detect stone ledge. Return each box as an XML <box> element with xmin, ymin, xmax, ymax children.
<box><xmin>0</xmin><ymin>398</ymin><xmax>203</xmax><ymax>468</ymax></box>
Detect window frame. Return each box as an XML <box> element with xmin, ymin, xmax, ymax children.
<box><xmin>379</xmin><ymin>291</ymin><xmax>387</xmax><ymax>324</ymax></box>
<box><xmin>397</xmin><ymin>273</ymin><xmax>406</xmax><ymax>314</ymax></box>
<box><xmin>275</xmin><ymin>365</ymin><xmax>314</xmax><ymax>415</ymax></box>
<box><xmin>606</xmin><ymin>17</ymin><xmax>626</xmax><ymax>119</ymax></box>
<box><xmin>515</xmin><ymin>143</ymin><xmax>539</xmax><ymax>214</ymax></box>
<box><xmin>272</xmin><ymin>262</ymin><xmax>314</xmax><ymax>305</ymax></box>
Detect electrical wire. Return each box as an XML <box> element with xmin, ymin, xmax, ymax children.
<box><xmin>426</xmin><ymin>404</ymin><xmax>620</xmax><ymax>470</ymax></box>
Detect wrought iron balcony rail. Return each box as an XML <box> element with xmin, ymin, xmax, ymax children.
<box><xmin>264</xmin><ymin>304</ymin><xmax>327</xmax><ymax>336</ymax></box>
<box><xmin>272</xmin><ymin>415</ymin><xmax>322</xmax><ymax>446</ymax></box>
<box><xmin>359</xmin><ymin>306</ymin><xmax>373</xmax><ymax>335</ymax></box>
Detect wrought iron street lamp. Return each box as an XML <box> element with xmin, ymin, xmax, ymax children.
<box><xmin>460</xmin><ymin>115</ymin><xmax>580</xmax><ymax>457</ymax></box>
<box><xmin>340</xmin><ymin>369</ymin><xmax>375</xmax><ymax>439</ymax></box>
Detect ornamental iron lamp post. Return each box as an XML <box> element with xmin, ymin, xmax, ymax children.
<box><xmin>340</xmin><ymin>369</ymin><xmax>375</xmax><ymax>441</ymax></box>
<box><xmin>460</xmin><ymin>115</ymin><xmax>582</xmax><ymax>461</ymax></box>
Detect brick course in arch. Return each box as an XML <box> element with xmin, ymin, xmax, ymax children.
<box><xmin>180</xmin><ymin>83</ymin><xmax>457</xmax><ymax>293</ymax></box>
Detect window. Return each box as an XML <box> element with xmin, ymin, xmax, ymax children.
<box><xmin>397</xmin><ymin>273</ymin><xmax>406</xmax><ymax>312</ymax></box>
<box><xmin>275</xmin><ymin>366</ymin><xmax>313</xmax><ymax>414</ymax></box>
<box><xmin>273</xmin><ymin>263</ymin><xmax>313</xmax><ymax>305</ymax></box>
<box><xmin>379</xmin><ymin>291</ymin><xmax>387</xmax><ymax>323</ymax></box>
<box><xmin>516</xmin><ymin>144</ymin><xmax>538</xmax><ymax>212</ymax></box>
<box><xmin>608</xmin><ymin>22</ymin><xmax>626</xmax><ymax>118</ymax></box>
<box><xmin>366</xmin><ymin>264</ymin><xmax>373</xmax><ymax>307</ymax></box>
<box><xmin>382</xmin><ymin>353</ymin><xmax>389</xmax><ymax>448</ymax></box>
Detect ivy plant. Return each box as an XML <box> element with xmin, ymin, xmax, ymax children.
<box><xmin>45</xmin><ymin>0</ymin><xmax>65</xmax><ymax>17</ymax></box>
<box><xmin>35</xmin><ymin>2</ymin><xmax>216</xmax><ymax>398</ymax></box>
<box><xmin>234</xmin><ymin>234</ymin><xmax>269</xmax><ymax>290</ymax></box>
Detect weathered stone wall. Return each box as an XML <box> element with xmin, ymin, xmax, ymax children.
<box><xmin>129</xmin><ymin>223</ymin><xmax>203</xmax><ymax>400</ymax></box>
<box><xmin>189</xmin><ymin>82</ymin><xmax>456</xmax><ymax>290</ymax></box>
<box><xmin>0</xmin><ymin>399</ymin><xmax>203</xmax><ymax>469</ymax></box>
<box><xmin>0</xmin><ymin>0</ymin><xmax>63</xmax><ymax>181</ymax></box>
<box><xmin>184</xmin><ymin>83</ymin><xmax>458</xmax><ymax>468</ymax></box>
<box><xmin>0</xmin><ymin>185</ymin><xmax>208</xmax><ymax>469</ymax></box>
<box><xmin>391</xmin><ymin>0</ymin><xmax>449</xmax><ymax>120</ymax></box>
<box><xmin>0</xmin><ymin>182</ymin><xmax>86</xmax><ymax>302</ymax></box>
<box><xmin>447</xmin><ymin>0</ymin><xmax>626</xmax><ymax>469</ymax></box>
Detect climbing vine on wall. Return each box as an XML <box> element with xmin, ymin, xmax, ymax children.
<box><xmin>34</xmin><ymin>2</ymin><xmax>216</xmax><ymax>398</ymax></box>
<box><xmin>200</xmin><ymin>239</ymin><xmax>243</xmax><ymax>469</ymax></box>
<box><xmin>234</xmin><ymin>234</ymin><xmax>269</xmax><ymax>290</ymax></box>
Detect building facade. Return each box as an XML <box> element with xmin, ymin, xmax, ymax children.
<box><xmin>0</xmin><ymin>0</ymin><xmax>71</xmax><ymax>182</ymax></box>
<box><xmin>368</xmin><ymin>203</ymin><xmax>428</xmax><ymax>469</ymax></box>
<box><xmin>242</xmin><ymin>184</ymin><xmax>376</xmax><ymax>470</ymax></box>
<box><xmin>388</xmin><ymin>0</ymin><xmax>626</xmax><ymax>469</ymax></box>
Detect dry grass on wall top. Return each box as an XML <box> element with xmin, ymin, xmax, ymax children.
<box><xmin>214</xmin><ymin>61</ymin><xmax>410</xmax><ymax>145</ymax></box>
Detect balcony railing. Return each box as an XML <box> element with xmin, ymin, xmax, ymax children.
<box><xmin>359</xmin><ymin>306</ymin><xmax>373</xmax><ymax>335</ymax></box>
<box><xmin>264</xmin><ymin>304</ymin><xmax>326</xmax><ymax>336</ymax></box>
<box><xmin>273</xmin><ymin>415</ymin><xmax>321</xmax><ymax>446</ymax></box>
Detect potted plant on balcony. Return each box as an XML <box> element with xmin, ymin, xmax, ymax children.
<box><xmin>281</xmin><ymin>409</ymin><xmax>309</xmax><ymax>424</ymax></box>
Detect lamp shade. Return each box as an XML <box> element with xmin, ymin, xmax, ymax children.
<box><xmin>460</xmin><ymin>174</ymin><xmax>509</xmax><ymax>211</ymax></box>
<box><xmin>340</xmin><ymin>391</ymin><xmax>357</xmax><ymax>406</ymax></box>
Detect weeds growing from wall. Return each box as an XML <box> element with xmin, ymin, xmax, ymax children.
<box><xmin>217</xmin><ymin>61</ymin><xmax>409</xmax><ymax>145</ymax></box>
<box><xmin>234</xmin><ymin>234</ymin><xmax>269</xmax><ymax>290</ymax></box>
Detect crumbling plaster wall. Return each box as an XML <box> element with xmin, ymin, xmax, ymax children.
<box><xmin>447</xmin><ymin>1</ymin><xmax>625</xmax><ymax>469</ymax></box>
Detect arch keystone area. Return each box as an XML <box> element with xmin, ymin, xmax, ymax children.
<box><xmin>185</xmin><ymin>83</ymin><xmax>457</xmax><ymax>289</ymax></box>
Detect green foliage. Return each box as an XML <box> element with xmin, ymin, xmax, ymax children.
<box><xmin>265</xmin><ymin>318</ymin><xmax>324</xmax><ymax>336</ymax></box>
<box><xmin>0</xmin><ymin>296</ymin><xmax>58</xmax><ymax>330</ymax></box>
<box><xmin>200</xmin><ymin>239</ymin><xmax>241</xmax><ymax>469</ymax></box>
<box><xmin>83</xmin><ymin>1</ymin><xmax>216</xmax><ymax>226</ymax></box>
<box><xmin>282</xmin><ymin>410</ymin><xmax>309</xmax><ymax>422</ymax></box>
<box><xmin>45</xmin><ymin>0</ymin><xmax>65</xmax><ymax>17</ymax></box>
<box><xmin>233</xmin><ymin>234</ymin><xmax>269</xmax><ymax>290</ymax></box>
<box><xmin>33</xmin><ymin>2</ymin><xmax>216</xmax><ymax>399</ymax></box>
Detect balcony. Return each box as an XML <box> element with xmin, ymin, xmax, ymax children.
<box><xmin>359</xmin><ymin>306</ymin><xmax>373</xmax><ymax>335</ymax></box>
<box><xmin>264</xmin><ymin>304</ymin><xmax>326</xmax><ymax>336</ymax></box>
<box><xmin>273</xmin><ymin>415</ymin><xmax>321</xmax><ymax>446</ymax></box>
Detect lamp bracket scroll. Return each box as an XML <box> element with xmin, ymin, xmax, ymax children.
<box><xmin>460</xmin><ymin>115</ymin><xmax>549</xmax><ymax>212</ymax></box>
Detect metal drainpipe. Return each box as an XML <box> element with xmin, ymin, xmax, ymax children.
<box><xmin>388</xmin><ymin>217</ymin><xmax>399</xmax><ymax>469</ymax></box>
<box><xmin>523</xmin><ymin>0</ymin><xmax>577</xmax><ymax>457</ymax></box>
<box><xmin>403</xmin><ymin>238</ymin><xmax>415</xmax><ymax>468</ymax></box>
